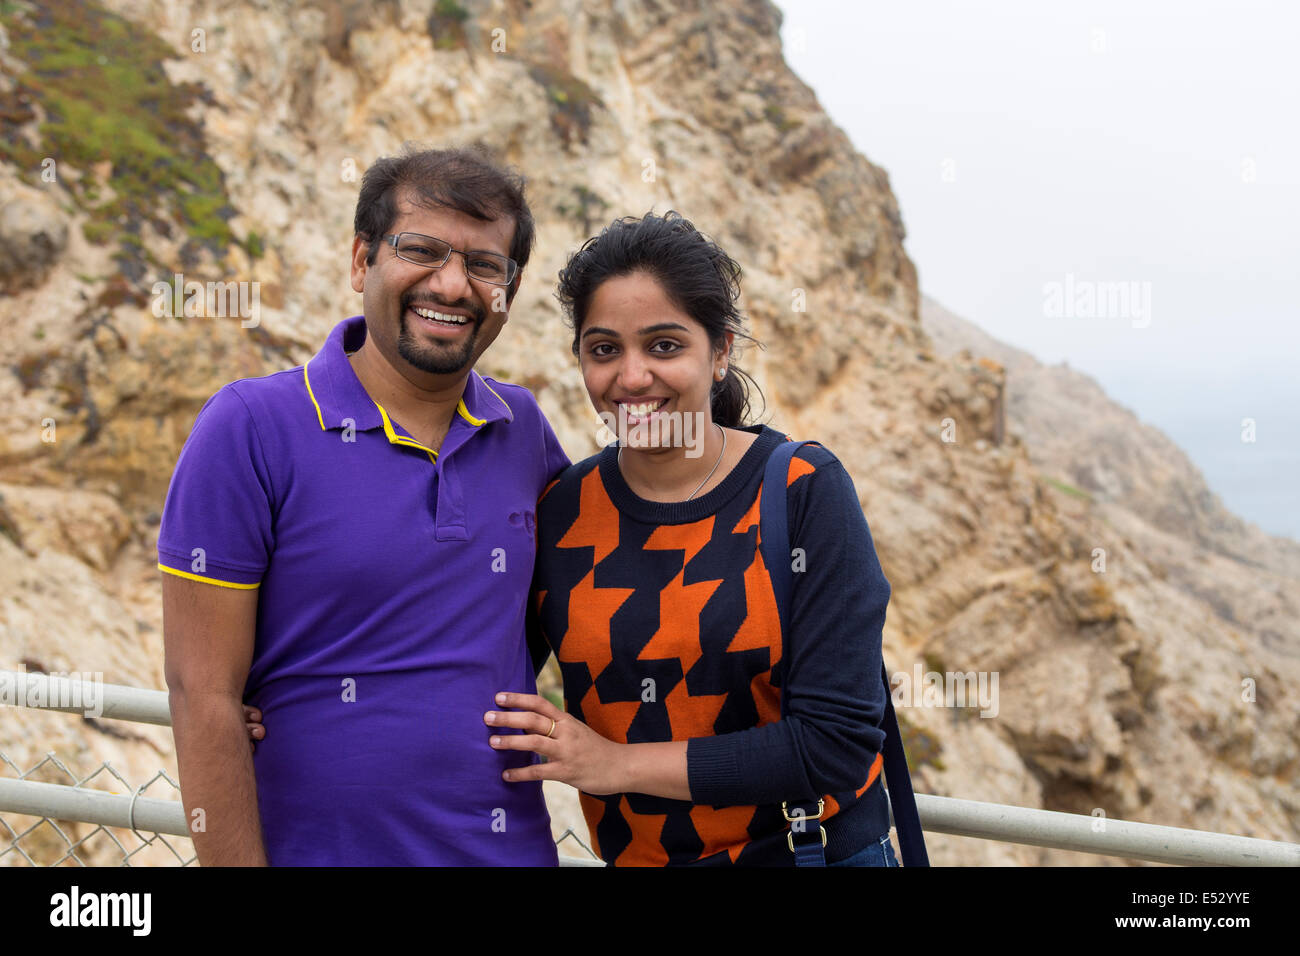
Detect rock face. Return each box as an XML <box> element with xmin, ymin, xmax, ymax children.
<box><xmin>0</xmin><ymin>0</ymin><xmax>1295</xmax><ymax>866</ymax></box>
<box><xmin>0</xmin><ymin>190</ymin><xmax>69</xmax><ymax>294</ymax></box>
<box><xmin>917</xmin><ymin>298</ymin><xmax>1300</xmax><ymax>859</ymax></box>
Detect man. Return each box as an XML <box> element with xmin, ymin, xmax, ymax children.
<box><xmin>159</xmin><ymin>146</ymin><xmax>569</xmax><ymax>865</ymax></box>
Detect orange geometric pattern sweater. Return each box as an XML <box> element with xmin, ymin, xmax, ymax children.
<box><xmin>532</xmin><ymin>426</ymin><xmax>893</xmax><ymax>865</ymax></box>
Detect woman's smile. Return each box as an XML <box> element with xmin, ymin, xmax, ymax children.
<box><xmin>615</xmin><ymin>397</ymin><xmax>669</xmax><ymax>425</ymax></box>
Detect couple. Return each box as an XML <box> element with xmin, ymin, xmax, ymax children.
<box><xmin>159</xmin><ymin>145</ymin><xmax>899</xmax><ymax>867</ymax></box>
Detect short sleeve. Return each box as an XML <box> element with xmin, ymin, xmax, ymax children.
<box><xmin>157</xmin><ymin>385</ymin><xmax>274</xmax><ymax>589</ymax></box>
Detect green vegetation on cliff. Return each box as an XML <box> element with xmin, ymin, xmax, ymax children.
<box><xmin>0</xmin><ymin>0</ymin><xmax>237</xmax><ymax>281</ymax></box>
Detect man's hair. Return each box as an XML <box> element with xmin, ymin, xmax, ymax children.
<box><xmin>353</xmin><ymin>144</ymin><xmax>535</xmax><ymax>300</ymax></box>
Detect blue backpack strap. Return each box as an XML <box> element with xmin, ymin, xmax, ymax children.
<box><xmin>759</xmin><ymin>440</ymin><xmax>804</xmax><ymax>663</ymax></box>
<box><xmin>760</xmin><ymin>438</ymin><xmax>930</xmax><ymax>867</ymax></box>
<box><xmin>760</xmin><ymin>440</ymin><xmax>826</xmax><ymax>864</ymax></box>
<box><xmin>878</xmin><ymin>661</ymin><xmax>930</xmax><ymax>866</ymax></box>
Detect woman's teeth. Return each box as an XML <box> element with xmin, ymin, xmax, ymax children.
<box><xmin>412</xmin><ymin>306</ymin><xmax>469</xmax><ymax>326</ymax></box>
<box><xmin>622</xmin><ymin>400</ymin><xmax>665</xmax><ymax>417</ymax></box>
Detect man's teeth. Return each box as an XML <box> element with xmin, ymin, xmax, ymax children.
<box><xmin>622</xmin><ymin>400</ymin><xmax>665</xmax><ymax>416</ymax></box>
<box><xmin>412</xmin><ymin>306</ymin><xmax>469</xmax><ymax>325</ymax></box>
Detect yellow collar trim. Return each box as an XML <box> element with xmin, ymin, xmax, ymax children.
<box><xmin>456</xmin><ymin>397</ymin><xmax>486</xmax><ymax>427</ymax></box>
<box><xmin>307</xmin><ymin>357</ymin><xmax>499</xmax><ymax>440</ymax></box>
<box><xmin>374</xmin><ymin>401</ymin><xmax>439</xmax><ymax>458</ymax></box>
<box><xmin>303</xmin><ymin>364</ymin><xmax>326</xmax><ymax>430</ymax></box>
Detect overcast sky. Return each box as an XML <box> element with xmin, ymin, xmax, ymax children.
<box><xmin>773</xmin><ymin>0</ymin><xmax>1299</xmax><ymax>539</ymax></box>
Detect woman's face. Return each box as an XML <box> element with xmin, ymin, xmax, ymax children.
<box><xmin>577</xmin><ymin>271</ymin><xmax>732</xmax><ymax>453</ymax></box>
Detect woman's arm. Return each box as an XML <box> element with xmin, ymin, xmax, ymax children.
<box><xmin>486</xmin><ymin>692</ymin><xmax>690</xmax><ymax>799</ymax></box>
<box><xmin>689</xmin><ymin>448</ymin><xmax>889</xmax><ymax>805</ymax></box>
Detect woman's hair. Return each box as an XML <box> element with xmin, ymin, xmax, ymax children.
<box><xmin>555</xmin><ymin>211</ymin><xmax>764</xmax><ymax>428</ymax></box>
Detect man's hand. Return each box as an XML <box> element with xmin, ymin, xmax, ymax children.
<box><xmin>163</xmin><ymin>574</ymin><xmax>267</xmax><ymax>866</ymax></box>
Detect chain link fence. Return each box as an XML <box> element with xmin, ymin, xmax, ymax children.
<box><xmin>0</xmin><ymin>749</ymin><xmax>604</xmax><ymax>867</ymax></box>
<box><xmin>553</xmin><ymin>826</ymin><xmax>600</xmax><ymax>862</ymax></box>
<box><xmin>0</xmin><ymin>752</ymin><xmax>195</xmax><ymax>867</ymax></box>
<box><xmin>0</xmin><ymin>670</ymin><xmax>604</xmax><ymax>866</ymax></box>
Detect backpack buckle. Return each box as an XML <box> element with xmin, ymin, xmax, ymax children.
<box><xmin>781</xmin><ymin>799</ymin><xmax>825</xmax><ymax>822</ymax></box>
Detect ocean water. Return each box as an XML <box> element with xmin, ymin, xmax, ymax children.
<box><xmin>1094</xmin><ymin>366</ymin><xmax>1300</xmax><ymax>543</ymax></box>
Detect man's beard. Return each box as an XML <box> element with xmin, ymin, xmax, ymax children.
<box><xmin>396</xmin><ymin>298</ymin><xmax>485</xmax><ymax>375</ymax></box>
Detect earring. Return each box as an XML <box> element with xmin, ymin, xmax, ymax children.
<box><xmin>715</xmin><ymin>367</ymin><xmax>726</xmax><ymax>380</ymax></box>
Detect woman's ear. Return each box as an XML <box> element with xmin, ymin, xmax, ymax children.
<box><xmin>714</xmin><ymin>331</ymin><xmax>735</xmax><ymax>371</ymax></box>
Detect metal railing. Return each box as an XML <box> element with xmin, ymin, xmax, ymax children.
<box><xmin>2</xmin><ymin>670</ymin><xmax>1297</xmax><ymax>867</ymax></box>
<box><xmin>1</xmin><ymin>671</ymin><xmax>603</xmax><ymax>867</ymax></box>
<box><xmin>0</xmin><ymin>752</ymin><xmax>197</xmax><ymax>867</ymax></box>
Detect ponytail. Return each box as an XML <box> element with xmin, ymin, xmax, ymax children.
<box><xmin>711</xmin><ymin>364</ymin><xmax>761</xmax><ymax>428</ymax></box>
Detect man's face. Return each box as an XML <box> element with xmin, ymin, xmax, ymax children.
<box><xmin>350</xmin><ymin>188</ymin><xmax>517</xmax><ymax>382</ymax></box>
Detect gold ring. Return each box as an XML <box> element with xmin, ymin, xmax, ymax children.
<box><xmin>546</xmin><ymin>718</ymin><xmax>556</xmax><ymax>738</ymax></box>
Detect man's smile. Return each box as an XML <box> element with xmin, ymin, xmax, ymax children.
<box><xmin>412</xmin><ymin>306</ymin><xmax>470</xmax><ymax>326</ymax></box>
<box><xmin>402</xmin><ymin>297</ymin><xmax>483</xmax><ymax>340</ymax></box>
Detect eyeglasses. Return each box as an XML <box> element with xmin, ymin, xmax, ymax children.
<box><xmin>380</xmin><ymin>233</ymin><xmax>518</xmax><ymax>286</ymax></box>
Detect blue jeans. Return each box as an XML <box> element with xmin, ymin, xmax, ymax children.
<box><xmin>829</xmin><ymin>831</ymin><xmax>900</xmax><ymax>867</ymax></box>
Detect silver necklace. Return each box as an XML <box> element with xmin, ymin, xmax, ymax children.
<box><xmin>619</xmin><ymin>424</ymin><xmax>727</xmax><ymax>501</ymax></box>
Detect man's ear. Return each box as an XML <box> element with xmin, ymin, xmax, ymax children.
<box><xmin>350</xmin><ymin>235</ymin><xmax>370</xmax><ymax>293</ymax></box>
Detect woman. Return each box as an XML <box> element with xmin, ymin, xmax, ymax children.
<box><xmin>484</xmin><ymin>211</ymin><xmax>899</xmax><ymax>866</ymax></box>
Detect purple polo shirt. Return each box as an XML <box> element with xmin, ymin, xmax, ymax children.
<box><xmin>158</xmin><ymin>315</ymin><xmax>570</xmax><ymax>865</ymax></box>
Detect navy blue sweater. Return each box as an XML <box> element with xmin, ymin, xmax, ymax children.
<box><xmin>531</xmin><ymin>425</ymin><xmax>893</xmax><ymax>865</ymax></box>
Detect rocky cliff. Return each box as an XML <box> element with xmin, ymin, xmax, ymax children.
<box><xmin>0</xmin><ymin>0</ymin><xmax>1294</xmax><ymax>865</ymax></box>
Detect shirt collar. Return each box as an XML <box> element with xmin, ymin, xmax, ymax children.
<box><xmin>303</xmin><ymin>315</ymin><xmax>514</xmax><ymax>433</ymax></box>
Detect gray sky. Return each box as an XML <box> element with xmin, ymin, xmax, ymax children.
<box><xmin>773</xmin><ymin>0</ymin><xmax>1299</xmax><ymax>539</ymax></box>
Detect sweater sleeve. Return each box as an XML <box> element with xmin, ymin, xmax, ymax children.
<box><xmin>686</xmin><ymin>447</ymin><xmax>890</xmax><ymax>806</ymax></box>
<box><xmin>527</xmin><ymin>412</ymin><xmax>569</xmax><ymax>678</ymax></box>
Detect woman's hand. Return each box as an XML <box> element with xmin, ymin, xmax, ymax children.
<box><xmin>243</xmin><ymin>705</ymin><xmax>264</xmax><ymax>752</ymax></box>
<box><xmin>485</xmin><ymin>692</ymin><xmax>626</xmax><ymax>795</ymax></box>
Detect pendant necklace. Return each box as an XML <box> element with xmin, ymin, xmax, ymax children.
<box><xmin>620</xmin><ymin>423</ymin><xmax>727</xmax><ymax>501</ymax></box>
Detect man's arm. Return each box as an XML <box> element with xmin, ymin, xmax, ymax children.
<box><xmin>163</xmin><ymin>574</ymin><xmax>267</xmax><ymax>866</ymax></box>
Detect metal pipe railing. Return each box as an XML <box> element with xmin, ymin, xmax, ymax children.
<box><xmin>1</xmin><ymin>671</ymin><xmax>171</xmax><ymax>725</ymax></box>
<box><xmin>0</xmin><ymin>776</ymin><xmax>608</xmax><ymax>866</ymax></box>
<box><xmin>908</xmin><ymin>793</ymin><xmax>1299</xmax><ymax>866</ymax></box>
<box><xmin>3</xmin><ymin>670</ymin><xmax>1298</xmax><ymax>866</ymax></box>
<box><xmin>0</xmin><ymin>776</ymin><xmax>185</xmax><ymax>836</ymax></box>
